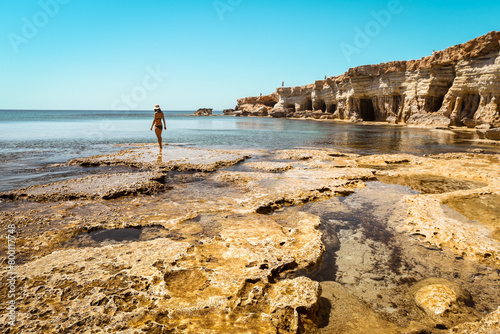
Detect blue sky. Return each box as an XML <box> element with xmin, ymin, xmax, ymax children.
<box><xmin>0</xmin><ymin>0</ymin><xmax>498</xmax><ymax>110</ymax></box>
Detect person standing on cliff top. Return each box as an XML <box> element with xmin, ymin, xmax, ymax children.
<box><xmin>150</xmin><ymin>104</ymin><xmax>166</xmax><ymax>151</ymax></box>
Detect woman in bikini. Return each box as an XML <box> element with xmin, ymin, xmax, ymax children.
<box><xmin>150</xmin><ymin>104</ymin><xmax>167</xmax><ymax>151</ymax></box>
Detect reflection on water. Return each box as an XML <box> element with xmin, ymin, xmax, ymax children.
<box><xmin>0</xmin><ymin>110</ymin><xmax>499</xmax><ymax>192</ymax></box>
<box><xmin>443</xmin><ymin>194</ymin><xmax>500</xmax><ymax>241</ymax></box>
<box><xmin>298</xmin><ymin>182</ymin><xmax>500</xmax><ymax>328</ymax></box>
<box><xmin>63</xmin><ymin>226</ymin><xmax>182</xmax><ymax>248</ymax></box>
<box><xmin>376</xmin><ymin>174</ymin><xmax>488</xmax><ymax>194</ymax></box>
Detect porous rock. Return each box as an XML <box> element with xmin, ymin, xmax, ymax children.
<box><xmin>0</xmin><ymin>212</ymin><xmax>325</xmax><ymax>333</ymax></box>
<box><xmin>0</xmin><ymin>172</ymin><xmax>165</xmax><ymax>202</ymax></box>
<box><xmin>69</xmin><ymin>146</ymin><xmax>249</xmax><ymax>172</ymax></box>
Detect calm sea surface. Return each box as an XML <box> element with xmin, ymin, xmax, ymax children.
<box><xmin>0</xmin><ymin>110</ymin><xmax>498</xmax><ymax>192</ymax></box>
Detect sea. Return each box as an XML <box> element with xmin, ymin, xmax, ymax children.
<box><xmin>1</xmin><ymin>109</ymin><xmax>499</xmax><ymax>192</ymax></box>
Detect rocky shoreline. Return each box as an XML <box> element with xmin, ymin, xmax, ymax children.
<box><xmin>1</xmin><ymin>145</ymin><xmax>499</xmax><ymax>333</ymax></box>
<box><xmin>228</xmin><ymin>31</ymin><xmax>500</xmax><ymax>141</ymax></box>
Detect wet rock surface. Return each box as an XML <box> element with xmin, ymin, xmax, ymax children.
<box><xmin>0</xmin><ymin>171</ymin><xmax>166</xmax><ymax>202</ymax></box>
<box><xmin>0</xmin><ymin>147</ymin><xmax>499</xmax><ymax>333</ymax></box>
<box><xmin>68</xmin><ymin>145</ymin><xmax>249</xmax><ymax>172</ymax></box>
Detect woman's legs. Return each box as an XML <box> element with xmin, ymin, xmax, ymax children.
<box><xmin>154</xmin><ymin>127</ymin><xmax>162</xmax><ymax>150</ymax></box>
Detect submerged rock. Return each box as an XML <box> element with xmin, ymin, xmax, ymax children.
<box><xmin>411</xmin><ymin>278</ymin><xmax>480</xmax><ymax>330</ymax></box>
<box><xmin>450</xmin><ymin>306</ymin><xmax>500</xmax><ymax>333</ymax></box>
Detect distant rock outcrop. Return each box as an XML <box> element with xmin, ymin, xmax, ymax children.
<box><xmin>194</xmin><ymin>108</ymin><xmax>213</xmax><ymax>116</ymax></box>
<box><xmin>235</xmin><ymin>31</ymin><xmax>500</xmax><ymax>136</ymax></box>
<box><xmin>222</xmin><ymin>108</ymin><xmax>235</xmax><ymax>115</ymax></box>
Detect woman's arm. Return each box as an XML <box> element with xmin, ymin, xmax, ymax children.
<box><xmin>162</xmin><ymin>113</ymin><xmax>166</xmax><ymax>129</ymax></box>
<box><xmin>151</xmin><ymin>118</ymin><xmax>155</xmax><ymax>131</ymax></box>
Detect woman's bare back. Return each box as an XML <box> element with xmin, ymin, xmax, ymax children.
<box><xmin>154</xmin><ymin>111</ymin><xmax>163</xmax><ymax>125</ymax></box>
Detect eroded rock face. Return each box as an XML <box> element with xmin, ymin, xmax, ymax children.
<box><xmin>412</xmin><ymin>278</ymin><xmax>475</xmax><ymax>317</ymax></box>
<box><xmin>415</xmin><ymin>284</ymin><xmax>458</xmax><ymax>316</ymax></box>
<box><xmin>236</xmin><ymin>92</ymin><xmax>279</xmax><ymax>114</ymax></box>
<box><xmin>236</xmin><ymin>31</ymin><xmax>500</xmax><ymax>132</ymax></box>
<box><xmin>194</xmin><ymin>108</ymin><xmax>213</xmax><ymax>116</ymax></box>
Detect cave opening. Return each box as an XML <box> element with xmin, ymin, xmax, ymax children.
<box><xmin>359</xmin><ymin>99</ymin><xmax>375</xmax><ymax>121</ymax></box>
<box><xmin>304</xmin><ymin>98</ymin><xmax>313</xmax><ymax>111</ymax></box>
<box><xmin>314</xmin><ymin>100</ymin><xmax>327</xmax><ymax>112</ymax></box>
<box><xmin>327</xmin><ymin>104</ymin><xmax>337</xmax><ymax>113</ymax></box>
<box><xmin>426</xmin><ymin>78</ymin><xmax>454</xmax><ymax>113</ymax></box>
<box><xmin>319</xmin><ymin>101</ymin><xmax>327</xmax><ymax>112</ymax></box>
<box><xmin>264</xmin><ymin>101</ymin><xmax>277</xmax><ymax>108</ymax></box>
<box><xmin>460</xmin><ymin>93</ymin><xmax>480</xmax><ymax>119</ymax></box>
<box><xmin>427</xmin><ymin>95</ymin><xmax>445</xmax><ymax>112</ymax></box>
<box><xmin>286</xmin><ymin>103</ymin><xmax>296</xmax><ymax>113</ymax></box>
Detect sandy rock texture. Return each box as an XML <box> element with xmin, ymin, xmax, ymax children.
<box><xmin>1</xmin><ymin>213</ymin><xmax>324</xmax><ymax>333</ymax></box>
<box><xmin>68</xmin><ymin>146</ymin><xmax>249</xmax><ymax>171</ymax></box>
<box><xmin>235</xmin><ymin>31</ymin><xmax>500</xmax><ymax>132</ymax></box>
<box><xmin>0</xmin><ymin>147</ymin><xmax>362</xmax><ymax>333</ymax></box>
<box><xmin>1</xmin><ymin>147</ymin><xmax>499</xmax><ymax>333</ymax></box>
<box><xmin>410</xmin><ymin>278</ymin><xmax>480</xmax><ymax>329</ymax></box>
<box><xmin>367</xmin><ymin>153</ymin><xmax>500</xmax><ymax>267</ymax></box>
<box><xmin>0</xmin><ymin>172</ymin><xmax>165</xmax><ymax>202</ymax></box>
<box><xmin>450</xmin><ymin>307</ymin><xmax>500</xmax><ymax>333</ymax></box>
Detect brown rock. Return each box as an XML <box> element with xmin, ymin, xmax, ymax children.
<box><xmin>450</xmin><ymin>307</ymin><xmax>500</xmax><ymax>333</ymax></box>
<box><xmin>194</xmin><ymin>108</ymin><xmax>213</xmax><ymax>116</ymax></box>
<box><xmin>485</xmin><ymin>127</ymin><xmax>500</xmax><ymax>140</ymax></box>
<box><xmin>462</xmin><ymin>117</ymin><xmax>486</xmax><ymax>128</ymax></box>
<box><xmin>411</xmin><ymin>278</ymin><xmax>480</xmax><ymax>329</ymax></box>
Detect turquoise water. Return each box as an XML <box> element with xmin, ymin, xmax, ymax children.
<box><xmin>0</xmin><ymin>110</ymin><xmax>498</xmax><ymax>192</ymax></box>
